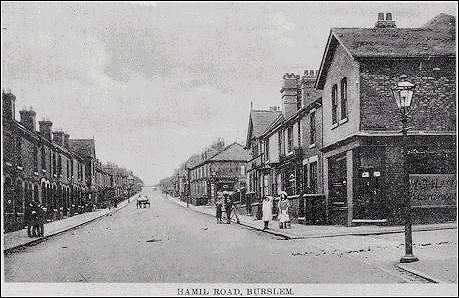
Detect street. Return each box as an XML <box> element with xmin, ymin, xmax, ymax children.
<box><xmin>5</xmin><ymin>187</ymin><xmax>456</xmax><ymax>283</ymax></box>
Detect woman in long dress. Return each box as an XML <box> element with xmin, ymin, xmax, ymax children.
<box><xmin>278</xmin><ymin>191</ymin><xmax>290</xmax><ymax>229</ymax></box>
<box><xmin>262</xmin><ymin>196</ymin><xmax>273</xmax><ymax>230</ymax></box>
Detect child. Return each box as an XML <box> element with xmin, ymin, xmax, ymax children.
<box><xmin>216</xmin><ymin>197</ymin><xmax>223</xmax><ymax>224</ymax></box>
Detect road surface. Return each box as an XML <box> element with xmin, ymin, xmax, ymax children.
<box><xmin>4</xmin><ymin>187</ymin><xmax>420</xmax><ymax>283</ymax></box>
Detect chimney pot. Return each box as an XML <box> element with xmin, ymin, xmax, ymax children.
<box><xmin>375</xmin><ymin>12</ymin><xmax>396</xmax><ymax>28</ymax></box>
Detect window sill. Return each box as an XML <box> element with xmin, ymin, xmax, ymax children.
<box><xmin>331</xmin><ymin>123</ymin><xmax>339</xmax><ymax>130</ymax></box>
<box><xmin>34</xmin><ymin>171</ymin><xmax>39</xmax><ymax>176</ymax></box>
<box><xmin>339</xmin><ymin>117</ymin><xmax>348</xmax><ymax>125</ymax></box>
<box><xmin>309</xmin><ymin>143</ymin><xmax>316</xmax><ymax>149</ymax></box>
<box><xmin>42</xmin><ymin>169</ymin><xmax>47</xmax><ymax>173</ymax></box>
<box><xmin>5</xmin><ymin>162</ymin><xmax>12</xmax><ymax>167</ymax></box>
<box><xmin>17</xmin><ymin>166</ymin><xmax>23</xmax><ymax>171</ymax></box>
<box><xmin>287</xmin><ymin>151</ymin><xmax>294</xmax><ymax>156</ymax></box>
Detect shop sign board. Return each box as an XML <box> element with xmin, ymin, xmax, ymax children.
<box><xmin>409</xmin><ymin>174</ymin><xmax>456</xmax><ymax>207</ymax></box>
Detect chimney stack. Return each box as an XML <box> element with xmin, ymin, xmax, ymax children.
<box><xmin>53</xmin><ymin>130</ymin><xmax>65</xmax><ymax>147</ymax></box>
<box><xmin>64</xmin><ymin>133</ymin><xmax>70</xmax><ymax>148</ymax></box>
<box><xmin>301</xmin><ymin>69</ymin><xmax>321</xmax><ymax>107</ymax></box>
<box><xmin>19</xmin><ymin>107</ymin><xmax>37</xmax><ymax>131</ymax></box>
<box><xmin>280</xmin><ymin>73</ymin><xmax>300</xmax><ymax>119</ymax></box>
<box><xmin>2</xmin><ymin>89</ymin><xmax>16</xmax><ymax>121</ymax></box>
<box><xmin>375</xmin><ymin>12</ymin><xmax>396</xmax><ymax>28</ymax></box>
<box><xmin>39</xmin><ymin>120</ymin><xmax>53</xmax><ymax>141</ymax></box>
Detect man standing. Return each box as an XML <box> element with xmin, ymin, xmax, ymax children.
<box><xmin>223</xmin><ymin>185</ymin><xmax>232</xmax><ymax>224</ymax></box>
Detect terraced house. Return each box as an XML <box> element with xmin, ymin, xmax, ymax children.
<box><xmin>2</xmin><ymin>90</ymin><xmax>141</xmax><ymax>232</ymax></box>
<box><xmin>245</xmin><ymin>70</ymin><xmax>323</xmax><ymax>221</ymax></box>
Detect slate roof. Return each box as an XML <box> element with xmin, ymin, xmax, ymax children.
<box><xmin>250</xmin><ymin>110</ymin><xmax>282</xmax><ymax>137</ymax></box>
<box><xmin>206</xmin><ymin>142</ymin><xmax>250</xmax><ymax>162</ymax></box>
<box><xmin>316</xmin><ymin>13</ymin><xmax>456</xmax><ymax>89</ymax></box>
<box><xmin>69</xmin><ymin>139</ymin><xmax>96</xmax><ymax>159</ymax></box>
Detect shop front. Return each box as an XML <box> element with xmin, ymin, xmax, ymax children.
<box><xmin>324</xmin><ymin>135</ymin><xmax>456</xmax><ymax>226</ymax></box>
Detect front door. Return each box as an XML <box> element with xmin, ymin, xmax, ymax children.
<box><xmin>355</xmin><ymin>168</ymin><xmax>386</xmax><ymax>220</ymax></box>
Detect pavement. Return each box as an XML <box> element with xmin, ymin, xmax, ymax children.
<box><xmin>167</xmin><ymin>194</ymin><xmax>458</xmax><ymax>284</ymax></box>
<box><xmin>3</xmin><ymin>198</ymin><xmax>131</xmax><ymax>253</ymax></box>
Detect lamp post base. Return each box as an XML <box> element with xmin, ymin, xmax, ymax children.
<box><xmin>400</xmin><ymin>254</ymin><xmax>419</xmax><ymax>263</ymax></box>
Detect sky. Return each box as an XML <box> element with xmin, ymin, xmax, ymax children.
<box><xmin>1</xmin><ymin>2</ymin><xmax>457</xmax><ymax>185</ymax></box>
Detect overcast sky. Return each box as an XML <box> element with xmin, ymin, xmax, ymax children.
<box><xmin>1</xmin><ymin>2</ymin><xmax>456</xmax><ymax>185</ymax></box>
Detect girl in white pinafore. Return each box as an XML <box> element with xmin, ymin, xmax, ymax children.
<box><xmin>278</xmin><ymin>191</ymin><xmax>290</xmax><ymax>229</ymax></box>
<box><xmin>262</xmin><ymin>196</ymin><xmax>273</xmax><ymax>230</ymax></box>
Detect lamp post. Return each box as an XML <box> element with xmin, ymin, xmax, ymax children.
<box><xmin>391</xmin><ymin>75</ymin><xmax>418</xmax><ymax>263</ymax></box>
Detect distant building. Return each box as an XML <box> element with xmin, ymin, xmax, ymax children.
<box><xmin>188</xmin><ymin>142</ymin><xmax>250</xmax><ymax>206</ymax></box>
<box><xmin>2</xmin><ymin>90</ymin><xmax>140</xmax><ymax>232</ymax></box>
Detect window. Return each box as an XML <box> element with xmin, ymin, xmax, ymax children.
<box><xmin>309</xmin><ymin>161</ymin><xmax>318</xmax><ymax>193</ymax></box>
<box><xmin>287</xmin><ymin>126</ymin><xmax>293</xmax><ymax>153</ymax></box>
<box><xmin>33</xmin><ymin>146</ymin><xmax>38</xmax><ymax>172</ymax></box>
<box><xmin>41</xmin><ymin>147</ymin><xmax>46</xmax><ymax>170</ymax></box>
<box><xmin>16</xmin><ymin>138</ymin><xmax>22</xmax><ymax>167</ymax></box>
<box><xmin>265</xmin><ymin>138</ymin><xmax>270</xmax><ymax>160</ymax></box>
<box><xmin>52</xmin><ymin>153</ymin><xmax>57</xmax><ymax>175</ymax></box>
<box><xmin>58</xmin><ymin>155</ymin><xmax>62</xmax><ymax>176</ymax></box>
<box><xmin>253</xmin><ymin>142</ymin><xmax>258</xmax><ymax>156</ymax></box>
<box><xmin>278</xmin><ymin>131</ymin><xmax>282</xmax><ymax>156</ymax></box>
<box><xmin>331</xmin><ymin>84</ymin><xmax>338</xmax><ymax>124</ymax></box>
<box><xmin>310</xmin><ymin>111</ymin><xmax>316</xmax><ymax>145</ymax></box>
<box><xmin>70</xmin><ymin>159</ymin><xmax>74</xmax><ymax>178</ymax></box>
<box><xmin>340</xmin><ymin>78</ymin><xmax>348</xmax><ymax>120</ymax></box>
<box><xmin>297</xmin><ymin>120</ymin><xmax>301</xmax><ymax>147</ymax></box>
<box><xmin>240</xmin><ymin>165</ymin><xmax>245</xmax><ymax>176</ymax></box>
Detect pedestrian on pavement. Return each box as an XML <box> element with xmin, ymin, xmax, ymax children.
<box><xmin>262</xmin><ymin>196</ymin><xmax>273</xmax><ymax>230</ymax></box>
<box><xmin>37</xmin><ymin>202</ymin><xmax>45</xmax><ymax>237</ymax></box>
<box><xmin>223</xmin><ymin>187</ymin><xmax>233</xmax><ymax>224</ymax></box>
<box><xmin>30</xmin><ymin>201</ymin><xmax>39</xmax><ymax>237</ymax></box>
<box><xmin>25</xmin><ymin>202</ymin><xmax>33</xmax><ymax>237</ymax></box>
<box><xmin>278</xmin><ymin>191</ymin><xmax>290</xmax><ymax>229</ymax></box>
<box><xmin>215</xmin><ymin>197</ymin><xmax>223</xmax><ymax>224</ymax></box>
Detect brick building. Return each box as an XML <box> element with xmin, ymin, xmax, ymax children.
<box><xmin>188</xmin><ymin>142</ymin><xmax>250</xmax><ymax>206</ymax></box>
<box><xmin>245</xmin><ymin>71</ymin><xmax>324</xmax><ymax>220</ymax></box>
<box><xmin>315</xmin><ymin>13</ymin><xmax>456</xmax><ymax>226</ymax></box>
<box><xmin>2</xmin><ymin>90</ymin><xmax>140</xmax><ymax>232</ymax></box>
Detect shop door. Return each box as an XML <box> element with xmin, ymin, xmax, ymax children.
<box><xmin>355</xmin><ymin>168</ymin><xmax>386</xmax><ymax>219</ymax></box>
<box><xmin>329</xmin><ymin>157</ymin><xmax>347</xmax><ymax>207</ymax></box>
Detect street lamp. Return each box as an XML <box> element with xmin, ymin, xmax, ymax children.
<box><xmin>392</xmin><ymin>75</ymin><xmax>418</xmax><ymax>263</ymax></box>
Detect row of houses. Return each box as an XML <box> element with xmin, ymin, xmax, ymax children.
<box><xmin>159</xmin><ymin>139</ymin><xmax>250</xmax><ymax>206</ymax></box>
<box><xmin>2</xmin><ymin>91</ymin><xmax>143</xmax><ymax>232</ymax></box>
<box><xmin>162</xmin><ymin>12</ymin><xmax>456</xmax><ymax>226</ymax></box>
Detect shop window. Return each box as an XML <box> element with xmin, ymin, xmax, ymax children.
<box><xmin>331</xmin><ymin>84</ymin><xmax>338</xmax><ymax>125</ymax></box>
<box><xmin>309</xmin><ymin>161</ymin><xmax>318</xmax><ymax>193</ymax></box>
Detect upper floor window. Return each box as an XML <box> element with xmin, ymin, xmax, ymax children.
<box><xmin>332</xmin><ymin>84</ymin><xmax>338</xmax><ymax>125</ymax></box>
<box><xmin>265</xmin><ymin>138</ymin><xmax>270</xmax><ymax>160</ymax></box>
<box><xmin>33</xmin><ymin>146</ymin><xmax>38</xmax><ymax>172</ymax></box>
<box><xmin>340</xmin><ymin>78</ymin><xmax>348</xmax><ymax>120</ymax></box>
<box><xmin>287</xmin><ymin>126</ymin><xmax>293</xmax><ymax>153</ymax></box>
<box><xmin>16</xmin><ymin>137</ymin><xmax>22</xmax><ymax>167</ymax></box>
<box><xmin>253</xmin><ymin>142</ymin><xmax>259</xmax><ymax>156</ymax></box>
<box><xmin>278</xmin><ymin>131</ymin><xmax>282</xmax><ymax>156</ymax></box>
<box><xmin>41</xmin><ymin>147</ymin><xmax>46</xmax><ymax>170</ymax></box>
<box><xmin>58</xmin><ymin>155</ymin><xmax>62</xmax><ymax>176</ymax></box>
<box><xmin>297</xmin><ymin>120</ymin><xmax>301</xmax><ymax>147</ymax></box>
<box><xmin>310</xmin><ymin>111</ymin><xmax>316</xmax><ymax>145</ymax></box>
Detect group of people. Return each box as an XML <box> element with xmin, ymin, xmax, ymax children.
<box><xmin>215</xmin><ymin>185</ymin><xmax>238</xmax><ymax>224</ymax></box>
<box><xmin>24</xmin><ymin>201</ymin><xmax>46</xmax><ymax>237</ymax></box>
<box><xmin>262</xmin><ymin>191</ymin><xmax>291</xmax><ymax>230</ymax></box>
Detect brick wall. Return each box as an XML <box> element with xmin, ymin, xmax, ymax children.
<box><xmin>360</xmin><ymin>57</ymin><xmax>456</xmax><ymax>131</ymax></box>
